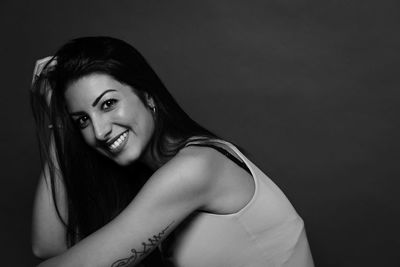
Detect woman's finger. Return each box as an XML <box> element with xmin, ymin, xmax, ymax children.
<box><xmin>32</xmin><ymin>56</ymin><xmax>57</xmax><ymax>85</ymax></box>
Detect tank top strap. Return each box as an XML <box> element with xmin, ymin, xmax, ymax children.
<box><xmin>184</xmin><ymin>138</ymin><xmax>251</xmax><ymax>175</ymax></box>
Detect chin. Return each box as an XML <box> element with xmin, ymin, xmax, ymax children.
<box><xmin>111</xmin><ymin>149</ymin><xmax>142</xmax><ymax>166</ymax></box>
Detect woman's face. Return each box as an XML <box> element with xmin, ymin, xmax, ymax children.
<box><xmin>64</xmin><ymin>73</ymin><xmax>155</xmax><ymax>166</ymax></box>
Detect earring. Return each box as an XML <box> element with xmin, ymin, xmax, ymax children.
<box><xmin>150</xmin><ymin>105</ymin><xmax>156</xmax><ymax>113</ymax></box>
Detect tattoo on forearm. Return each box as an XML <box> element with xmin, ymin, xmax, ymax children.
<box><xmin>110</xmin><ymin>221</ymin><xmax>174</xmax><ymax>267</ymax></box>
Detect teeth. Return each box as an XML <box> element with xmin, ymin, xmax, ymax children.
<box><xmin>109</xmin><ymin>132</ymin><xmax>128</xmax><ymax>150</ymax></box>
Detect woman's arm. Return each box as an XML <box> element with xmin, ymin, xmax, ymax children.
<box><xmin>31</xmin><ymin>139</ymin><xmax>68</xmax><ymax>259</ymax></box>
<box><xmin>31</xmin><ymin>56</ymin><xmax>69</xmax><ymax>258</ymax></box>
<box><xmin>36</xmin><ymin>149</ymin><xmax>217</xmax><ymax>267</ymax></box>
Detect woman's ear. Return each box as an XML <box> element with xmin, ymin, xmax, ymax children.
<box><xmin>145</xmin><ymin>93</ymin><xmax>156</xmax><ymax>113</ymax></box>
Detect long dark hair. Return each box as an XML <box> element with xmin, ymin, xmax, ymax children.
<box><xmin>31</xmin><ymin>36</ymin><xmax>218</xmax><ymax>246</ymax></box>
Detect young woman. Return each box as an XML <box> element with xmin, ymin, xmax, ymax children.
<box><xmin>31</xmin><ymin>36</ymin><xmax>314</xmax><ymax>267</ymax></box>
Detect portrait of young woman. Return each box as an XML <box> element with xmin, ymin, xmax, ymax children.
<box><xmin>30</xmin><ymin>36</ymin><xmax>314</xmax><ymax>267</ymax></box>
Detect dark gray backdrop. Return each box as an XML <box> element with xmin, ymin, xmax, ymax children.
<box><xmin>1</xmin><ymin>1</ymin><xmax>399</xmax><ymax>266</ymax></box>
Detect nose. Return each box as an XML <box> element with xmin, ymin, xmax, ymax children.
<box><xmin>92</xmin><ymin>116</ymin><xmax>112</xmax><ymax>141</ymax></box>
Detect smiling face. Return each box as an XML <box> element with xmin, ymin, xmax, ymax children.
<box><xmin>64</xmin><ymin>73</ymin><xmax>155</xmax><ymax>166</ymax></box>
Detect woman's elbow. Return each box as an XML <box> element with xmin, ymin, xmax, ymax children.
<box><xmin>32</xmin><ymin>245</ymin><xmax>47</xmax><ymax>259</ymax></box>
<box><xmin>32</xmin><ymin>243</ymin><xmax>53</xmax><ymax>259</ymax></box>
<box><xmin>32</xmin><ymin>239</ymin><xmax>66</xmax><ymax>259</ymax></box>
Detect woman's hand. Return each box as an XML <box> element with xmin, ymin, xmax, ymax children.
<box><xmin>31</xmin><ymin>56</ymin><xmax>57</xmax><ymax>106</ymax></box>
<box><xmin>32</xmin><ymin>56</ymin><xmax>56</xmax><ymax>84</ymax></box>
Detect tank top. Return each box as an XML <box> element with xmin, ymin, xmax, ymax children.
<box><xmin>161</xmin><ymin>139</ymin><xmax>314</xmax><ymax>267</ymax></box>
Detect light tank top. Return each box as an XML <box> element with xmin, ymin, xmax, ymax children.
<box><xmin>161</xmin><ymin>139</ymin><xmax>314</xmax><ymax>267</ymax></box>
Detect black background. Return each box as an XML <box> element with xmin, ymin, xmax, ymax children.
<box><xmin>0</xmin><ymin>1</ymin><xmax>399</xmax><ymax>266</ymax></box>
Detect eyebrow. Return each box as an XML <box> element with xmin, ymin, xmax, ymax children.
<box><xmin>92</xmin><ymin>89</ymin><xmax>117</xmax><ymax>107</ymax></box>
<box><xmin>70</xmin><ymin>111</ymin><xmax>86</xmax><ymax>116</ymax></box>
<box><xmin>69</xmin><ymin>89</ymin><xmax>117</xmax><ymax>116</ymax></box>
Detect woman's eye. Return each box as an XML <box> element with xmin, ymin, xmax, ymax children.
<box><xmin>101</xmin><ymin>99</ymin><xmax>117</xmax><ymax>110</ymax></box>
<box><xmin>76</xmin><ymin>116</ymin><xmax>89</xmax><ymax>129</ymax></box>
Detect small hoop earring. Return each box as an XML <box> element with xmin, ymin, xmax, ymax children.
<box><xmin>151</xmin><ymin>106</ymin><xmax>156</xmax><ymax>114</ymax></box>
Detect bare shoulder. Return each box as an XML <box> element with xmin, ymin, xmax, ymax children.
<box><xmin>146</xmin><ymin>145</ymin><xmax>253</xmax><ymax>214</ymax></box>
<box><xmin>145</xmin><ymin>146</ymin><xmax>225</xmax><ymax>201</ymax></box>
<box><xmin>132</xmin><ymin>146</ymin><xmax>225</xmax><ymax>214</ymax></box>
<box><xmin>165</xmin><ymin>144</ymin><xmax>255</xmax><ymax>215</ymax></box>
<box><xmin>157</xmin><ymin>145</ymin><xmax>224</xmax><ymax>191</ymax></box>
<box><xmin>173</xmin><ymin>145</ymin><xmax>227</xmax><ymax>178</ymax></box>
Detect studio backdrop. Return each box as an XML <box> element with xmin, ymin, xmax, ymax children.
<box><xmin>0</xmin><ymin>1</ymin><xmax>398</xmax><ymax>266</ymax></box>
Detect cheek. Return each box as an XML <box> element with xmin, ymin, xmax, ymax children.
<box><xmin>116</xmin><ymin>105</ymin><xmax>141</xmax><ymax>128</ymax></box>
<box><xmin>141</xmin><ymin>111</ymin><xmax>155</xmax><ymax>137</ymax></box>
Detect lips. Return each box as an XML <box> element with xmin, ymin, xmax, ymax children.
<box><xmin>106</xmin><ymin>130</ymin><xmax>129</xmax><ymax>153</ymax></box>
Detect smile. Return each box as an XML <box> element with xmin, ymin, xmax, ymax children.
<box><xmin>107</xmin><ymin>131</ymin><xmax>129</xmax><ymax>153</ymax></box>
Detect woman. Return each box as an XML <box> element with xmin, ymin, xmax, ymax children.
<box><xmin>31</xmin><ymin>36</ymin><xmax>314</xmax><ymax>267</ymax></box>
